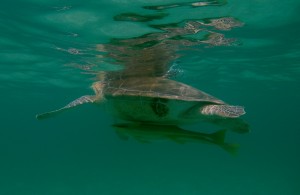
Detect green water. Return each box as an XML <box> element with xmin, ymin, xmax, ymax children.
<box><xmin>1</xmin><ymin>0</ymin><xmax>300</xmax><ymax>194</ymax></box>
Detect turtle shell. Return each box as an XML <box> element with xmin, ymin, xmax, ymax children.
<box><xmin>101</xmin><ymin>77</ymin><xmax>224</xmax><ymax>104</ymax></box>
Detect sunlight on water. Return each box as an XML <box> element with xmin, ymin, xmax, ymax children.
<box><xmin>1</xmin><ymin>0</ymin><xmax>300</xmax><ymax>194</ymax></box>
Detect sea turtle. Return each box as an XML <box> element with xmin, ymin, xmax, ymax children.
<box><xmin>37</xmin><ymin>22</ymin><xmax>249</xmax><ymax>133</ymax></box>
<box><xmin>36</xmin><ymin>76</ymin><xmax>247</xmax><ymax>132</ymax></box>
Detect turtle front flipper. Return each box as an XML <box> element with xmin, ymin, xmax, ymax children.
<box><xmin>36</xmin><ymin>95</ymin><xmax>96</xmax><ymax>120</ymax></box>
<box><xmin>201</xmin><ymin>105</ymin><xmax>245</xmax><ymax>118</ymax></box>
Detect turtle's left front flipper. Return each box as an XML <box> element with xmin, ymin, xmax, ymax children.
<box><xmin>36</xmin><ymin>95</ymin><xmax>96</xmax><ymax>120</ymax></box>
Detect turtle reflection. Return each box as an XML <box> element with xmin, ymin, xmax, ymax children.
<box><xmin>142</xmin><ymin>0</ymin><xmax>227</xmax><ymax>10</ymax></box>
<box><xmin>37</xmin><ymin>2</ymin><xmax>249</xmax><ymax>135</ymax></box>
<box><xmin>113</xmin><ymin>123</ymin><xmax>239</xmax><ymax>155</ymax></box>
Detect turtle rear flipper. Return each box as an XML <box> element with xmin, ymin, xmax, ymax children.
<box><xmin>201</xmin><ymin>105</ymin><xmax>245</xmax><ymax>118</ymax></box>
<box><xmin>36</xmin><ymin>95</ymin><xmax>96</xmax><ymax>120</ymax></box>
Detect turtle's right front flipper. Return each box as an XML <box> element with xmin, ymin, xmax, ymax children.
<box><xmin>36</xmin><ymin>95</ymin><xmax>96</xmax><ymax>120</ymax></box>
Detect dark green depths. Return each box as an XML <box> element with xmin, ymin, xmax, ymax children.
<box><xmin>150</xmin><ymin>98</ymin><xmax>169</xmax><ymax>117</ymax></box>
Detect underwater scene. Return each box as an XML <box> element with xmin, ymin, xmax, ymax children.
<box><xmin>1</xmin><ymin>0</ymin><xmax>300</xmax><ymax>194</ymax></box>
